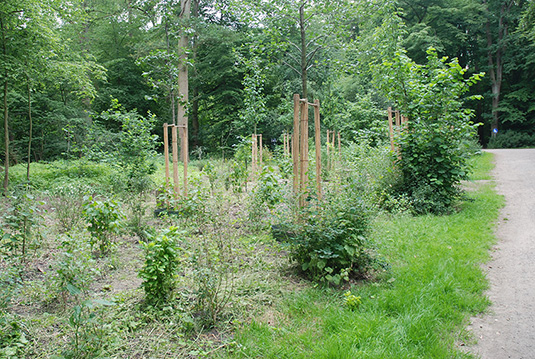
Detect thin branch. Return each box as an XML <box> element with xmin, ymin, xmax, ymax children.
<box><xmin>282</xmin><ymin>60</ymin><xmax>302</xmax><ymax>76</ymax></box>
<box><xmin>286</xmin><ymin>52</ymin><xmax>301</xmax><ymax>66</ymax></box>
<box><xmin>306</xmin><ymin>45</ymin><xmax>323</xmax><ymax>67</ymax></box>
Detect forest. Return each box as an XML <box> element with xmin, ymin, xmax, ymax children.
<box><xmin>1</xmin><ymin>0</ymin><xmax>535</xmax><ymax>173</ymax></box>
<box><xmin>0</xmin><ymin>0</ymin><xmax>532</xmax><ymax>357</ymax></box>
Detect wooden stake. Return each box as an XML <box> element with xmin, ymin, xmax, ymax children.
<box><xmin>163</xmin><ymin>123</ymin><xmax>170</xmax><ymax>188</ymax></box>
<box><xmin>314</xmin><ymin>99</ymin><xmax>322</xmax><ymax>201</ymax></box>
<box><xmin>299</xmin><ymin>101</ymin><xmax>309</xmax><ymax>207</ymax></box>
<box><xmin>292</xmin><ymin>94</ymin><xmax>300</xmax><ymax>195</ymax></box>
<box><xmin>171</xmin><ymin>125</ymin><xmax>180</xmax><ymax>198</ymax></box>
<box><xmin>387</xmin><ymin>107</ymin><xmax>394</xmax><ymax>152</ymax></box>
<box><xmin>338</xmin><ymin>131</ymin><xmax>341</xmax><ymax>164</ymax></box>
<box><xmin>259</xmin><ymin>134</ymin><xmax>263</xmax><ymax>170</ymax></box>
<box><xmin>183</xmin><ymin>126</ymin><xmax>188</xmax><ymax>197</ymax></box>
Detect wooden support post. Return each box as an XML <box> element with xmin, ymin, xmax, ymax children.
<box><xmin>259</xmin><ymin>134</ymin><xmax>263</xmax><ymax>170</ymax></box>
<box><xmin>163</xmin><ymin>124</ymin><xmax>170</xmax><ymax>189</ymax></box>
<box><xmin>299</xmin><ymin>100</ymin><xmax>309</xmax><ymax>207</ymax></box>
<box><xmin>292</xmin><ymin>94</ymin><xmax>300</xmax><ymax>195</ymax></box>
<box><xmin>387</xmin><ymin>107</ymin><xmax>394</xmax><ymax>152</ymax></box>
<box><xmin>337</xmin><ymin>131</ymin><xmax>341</xmax><ymax>163</ymax></box>
<box><xmin>314</xmin><ymin>99</ymin><xmax>322</xmax><ymax>201</ymax></box>
<box><xmin>251</xmin><ymin>134</ymin><xmax>257</xmax><ymax>176</ymax></box>
<box><xmin>171</xmin><ymin>125</ymin><xmax>180</xmax><ymax>198</ymax></box>
<box><xmin>182</xmin><ymin>126</ymin><xmax>188</xmax><ymax>197</ymax></box>
<box><xmin>395</xmin><ymin>110</ymin><xmax>401</xmax><ymax>128</ymax></box>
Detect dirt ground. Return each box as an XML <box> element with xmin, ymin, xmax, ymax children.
<box><xmin>467</xmin><ymin>149</ymin><xmax>535</xmax><ymax>359</ymax></box>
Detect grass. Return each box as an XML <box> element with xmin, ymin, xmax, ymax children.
<box><xmin>0</xmin><ymin>151</ymin><xmax>502</xmax><ymax>358</ymax></box>
<box><xmin>228</xmin><ymin>154</ymin><xmax>503</xmax><ymax>358</ymax></box>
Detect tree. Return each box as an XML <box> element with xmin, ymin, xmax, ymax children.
<box><xmin>374</xmin><ymin>48</ymin><xmax>483</xmax><ymax>214</ymax></box>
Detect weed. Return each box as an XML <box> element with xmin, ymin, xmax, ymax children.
<box><xmin>343</xmin><ymin>291</ymin><xmax>362</xmax><ymax>311</ymax></box>
<box><xmin>0</xmin><ymin>313</ymin><xmax>28</xmax><ymax>358</ymax></box>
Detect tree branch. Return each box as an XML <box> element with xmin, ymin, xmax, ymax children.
<box><xmin>282</xmin><ymin>60</ymin><xmax>302</xmax><ymax>76</ymax></box>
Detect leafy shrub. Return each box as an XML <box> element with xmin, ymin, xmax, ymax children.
<box><xmin>1</xmin><ymin>191</ymin><xmax>44</xmax><ymax>261</ymax></box>
<box><xmin>487</xmin><ymin>130</ymin><xmax>535</xmax><ymax>148</ymax></box>
<box><xmin>138</xmin><ymin>227</ymin><xmax>182</xmax><ymax>306</ymax></box>
<box><xmin>248</xmin><ymin>166</ymin><xmax>283</xmax><ymax>230</ymax></box>
<box><xmin>63</xmin><ymin>299</ymin><xmax>115</xmax><ymax>359</ymax></box>
<box><xmin>288</xmin><ymin>199</ymin><xmax>375</xmax><ymax>285</ymax></box>
<box><xmin>52</xmin><ymin>234</ymin><xmax>100</xmax><ymax>304</ymax></box>
<box><xmin>82</xmin><ymin>196</ymin><xmax>124</xmax><ymax>255</ymax></box>
<box><xmin>50</xmin><ymin>182</ymin><xmax>93</xmax><ymax>233</ymax></box>
<box><xmin>374</xmin><ymin>48</ymin><xmax>483</xmax><ymax>214</ymax></box>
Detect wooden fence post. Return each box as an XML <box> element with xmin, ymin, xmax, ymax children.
<box><xmin>171</xmin><ymin>125</ymin><xmax>180</xmax><ymax>198</ymax></box>
<box><xmin>313</xmin><ymin>99</ymin><xmax>322</xmax><ymax>201</ymax></box>
<box><xmin>388</xmin><ymin>107</ymin><xmax>394</xmax><ymax>152</ymax></box>
<box><xmin>292</xmin><ymin>94</ymin><xmax>300</xmax><ymax>195</ymax></box>
<box><xmin>163</xmin><ymin>124</ymin><xmax>170</xmax><ymax>189</ymax></box>
<box><xmin>299</xmin><ymin>100</ymin><xmax>309</xmax><ymax>207</ymax></box>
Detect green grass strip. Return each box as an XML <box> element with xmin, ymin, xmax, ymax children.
<box><xmin>230</xmin><ymin>153</ymin><xmax>502</xmax><ymax>358</ymax></box>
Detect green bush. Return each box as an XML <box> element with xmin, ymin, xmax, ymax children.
<box><xmin>374</xmin><ymin>48</ymin><xmax>483</xmax><ymax>214</ymax></box>
<box><xmin>138</xmin><ymin>227</ymin><xmax>182</xmax><ymax>306</ymax></box>
<box><xmin>0</xmin><ymin>313</ymin><xmax>28</xmax><ymax>359</ymax></box>
<box><xmin>82</xmin><ymin>196</ymin><xmax>124</xmax><ymax>255</ymax></box>
<box><xmin>287</xmin><ymin>198</ymin><xmax>376</xmax><ymax>285</ymax></box>
<box><xmin>487</xmin><ymin>130</ymin><xmax>535</xmax><ymax>148</ymax></box>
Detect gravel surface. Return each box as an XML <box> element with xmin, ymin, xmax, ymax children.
<box><xmin>468</xmin><ymin>149</ymin><xmax>535</xmax><ymax>359</ymax></box>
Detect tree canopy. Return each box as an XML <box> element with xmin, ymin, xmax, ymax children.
<box><xmin>1</xmin><ymin>0</ymin><xmax>534</xmax><ymax>176</ymax></box>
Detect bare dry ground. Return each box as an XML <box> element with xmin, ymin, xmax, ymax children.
<box><xmin>468</xmin><ymin>149</ymin><xmax>535</xmax><ymax>359</ymax></box>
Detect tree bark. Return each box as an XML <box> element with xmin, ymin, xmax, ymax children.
<box><xmin>178</xmin><ymin>0</ymin><xmax>191</xmax><ymax>162</ymax></box>
<box><xmin>26</xmin><ymin>73</ymin><xmax>32</xmax><ymax>183</ymax></box>
<box><xmin>299</xmin><ymin>1</ymin><xmax>308</xmax><ymax>100</ymax></box>
<box><xmin>485</xmin><ymin>0</ymin><xmax>512</xmax><ymax>137</ymax></box>
<box><xmin>2</xmin><ymin>17</ymin><xmax>9</xmax><ymax>195</ymax></box>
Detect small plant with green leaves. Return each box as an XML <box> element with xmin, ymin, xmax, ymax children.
<box><xmin>248</xmin><ymin>166</ymin><xmax>283</xmax><ymax>230</ymax></box>
<box><xmin>1</xmin><ymin>191</ymin><xmax>44</xmax><ymax>262</ymax></box>
<box><xmin>51</xmin><ymin>181</ymin><xmax>93</xmax><ymax>233</ymax></box>
<box><xmin>52</xmin><ymin>234</ymin><xmax>100</xmax><ymax>305</ymax></box>
<box><xmin>190</xmin><ymin>230</ymin><xmax>236</xmax><ymax>327</ymax></box>
<box><xmin>203</xmin><ymin>160</ymin><xmax>218</xmax><ymax>195</ymax></box>
<box><xmin>138</xmin><ymin>227</ymin><xmax>182</xmax><ymax>306</ymax></box>
<box><xmin>82</xmin><ymin>196</ymin><xmax>124</xmax><ymax>255</ymax></box>
<box><xmin>63</xmin><ymin>298</ymin><xmax>115</xmax><ymax>359</ymax></box>
<box><xmin>343</xmin><ymin>291</ymin><xmax>362</xmax><ymax>311</ymax></box>
<box><xmin>0</xmin><ymin>313</ymin><xmax>28</xmax><ymax>358</ymax></box>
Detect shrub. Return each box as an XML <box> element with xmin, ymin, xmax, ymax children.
<box><xmin>52</xmin><ymin>234</ymin><xmax>100</xmax><ymax>304</ymax></box>
<box><xmin>287</xmin><ymin>198</ymin><xmax>376</xmax><ymax>285</ymax></box>
<box><xmin>138</xmin><ymin>227</ymin><xmax>182</xmax><ymax>306</ymax></box>
<box><xmin>82</xmin><ymin>196</ymin><xmax>124</xmax><ymax>255</ymax></box>
<box><xmin>374</xmin><ymin>48</ymin><xmax>483</xmax><ymax>214</ymax></box>
<box><xmin>487</xmin><ymin>130</ymin><xmax>535</xmax><ymax>148</ymax></box>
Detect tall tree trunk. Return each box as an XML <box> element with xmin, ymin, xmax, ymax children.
<box><xmin>2</xmin><ymin>18</ymin><xmax>9</xmax><ymax>195</ymax></box>
<box><xmin>26</xmin><ymin>73</ymin><xmax>32</xmax><ymax>183</ymax></box>
<box><xmin>190</xmin><ymin>0</ymin><xmax>200</xmax><ymax>148</ymax></box>
<box><xmin>178</xmin><ymin>0</ymin><xmax>191</xmax><ymax>162</ymax></box>
<box><xmin>3</xmin><ymin>79</ymin><xmax>8</xmax><ymax>195</ymax></box>
<box><xmin>485</xmin><ymin>1</ymin><xmax>512</xmax><ymax>137</ymax></box>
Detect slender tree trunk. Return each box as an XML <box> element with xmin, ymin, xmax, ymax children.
<box><xmin>299</xmin><ymin>2</ymin><xmax>308</xmax><ymax>100</ymax></box>
<box><xmin>26</xmin><ymin>74</ymin><xmax>32</xmax><ymax>183</ymax></box>
<box><xmin>2</xmin><ymin>18</ymin><xmax>9</xmax><ymax>195</ymax></box>
<box><xmin>485</xmin><ymin>1</ymin><xmax>511</xmax><ymax>137</ymax></box>
<box><xmin>190</xmin><ymin>0</ymin><xmax>200</xmax><ymax>148</ymax></box>
<box><xmin>178</xmin><ymin>0</ymin><xmax>191</xmax><ymax>161</ymax></box>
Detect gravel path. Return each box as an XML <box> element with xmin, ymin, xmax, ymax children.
<box><xmin>468</xmin><ymin>149</ymin><xmax>535</xmax><ymax>359</ymax></box>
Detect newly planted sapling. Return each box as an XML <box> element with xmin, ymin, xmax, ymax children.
<box><xmin>82</xmin><ymin>196</ymin><xmax>124</xmax><ymax>255</ymax></box>
<box><xmin>138</xmin><ymin>227</ymin><xmax>182</xmax><ymax>306</ymax></box>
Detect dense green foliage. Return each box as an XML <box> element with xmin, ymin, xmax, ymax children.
<box><xmin>139</xmin><ymin>227</ymin><xmax>182</xmax><ymax>306</ymax></box>
<box><xmin>376</xmin><ymin>48</ymin><xmax>483</xmax><ymax>214</ymax></box>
